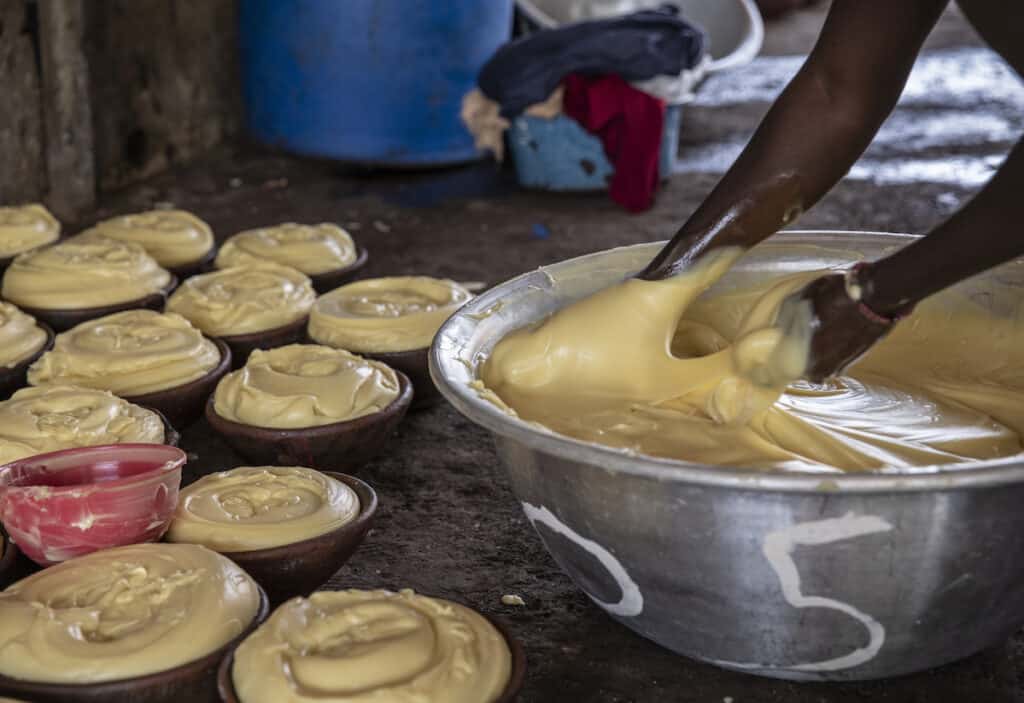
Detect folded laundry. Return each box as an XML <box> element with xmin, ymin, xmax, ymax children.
<box><xmin>478</xmin><ymin>6</ymin><xmax>704</xmax><ymax>118</ymax></box>
<box><xmin>563</xmin><ymin>74</ymin><xmax>666</xmax><ymax>212</ymax></box>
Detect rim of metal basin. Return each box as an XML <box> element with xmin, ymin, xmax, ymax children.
<box><xmin>430</xmin><ymin>230</ymin><xmax>1024</xmax><ymax>495</ymax></box>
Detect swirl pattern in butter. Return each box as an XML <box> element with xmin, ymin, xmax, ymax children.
<box><xmin>213</xmin><ymin>344</ymin><xmax>399</xmax><ymax>429</ymax></box>
<box><xmin>28</xmin><ymin>310</ymin><xmax>221</xmax><ymax>396</ymax></box>
<box><xmin>0</xmin><ymin>302</ymin><xmax>47</xmax><ymax>368</ymax></box>
<box><xmin>232</xmin><ymin>589</ymin><xmax>510</xmax><ymax>703</ymax></box>
<box><xmin>309</xmin><ymin>276</ymin><xmax>472</xmax><ymax>352</ymax></box>
<box><xmin>0</xmin><ymin>204</ymin><xmax>60</xmax><ymax>258</ymax></box>
<box><xmin>0</xmin><ymin>543</ymin><xmax>261</xmax><ymax>683</ymax></box>
<box><xmin>167</xmin><ymin>264</ymin><xmax>315</xmax><ymax>336</ymax></box>
<box><xmin>167</xmin><ymin>466</ymin><xmax>359</xmax><ymax>551</ymax></box>
<box><xmin>79</xmin><ymin>209</ymin><xmax>214</xmax><ymax>268</ymax></box>
<box><xmin>0</xmin><ymin>385</ymin><xmax>164</xmax><ymax>464</ymax></box>
<box><xmin>216</xmin><ymin>223</ymin><xmax>357</xmax><ymax>275</ymax></box>
<box><xmin>2</xmin><ymin>236</ymin><xmax>171</xmax><ymax>309</ymax></box>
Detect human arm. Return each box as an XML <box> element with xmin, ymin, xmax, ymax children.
<box><xmin>639</xmin><ymin>0</ymin><xmax>950</xmax><ymax>279</ymax></box>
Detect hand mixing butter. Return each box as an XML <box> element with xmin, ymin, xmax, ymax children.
<box><xmin>482</xmin><ymin>251</ymin><xmax>1024</xmax><ymax>472</ymax></box>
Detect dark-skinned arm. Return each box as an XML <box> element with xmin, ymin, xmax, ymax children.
<box><xmin>861</xmin><ymin>136</ymin><xmax>1024</xmax><ymax>314</ymax></box>
<box><xmin>792</xmin><ymin>134</ymin><xmax>1024</xmax><ymax>381</ymax></box>
<box><xmin>639</xmin><ymin>0</ymin><xmax>949</xmax><ymax>280</ymax></box>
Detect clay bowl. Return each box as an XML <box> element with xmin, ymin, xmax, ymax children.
<box><xmin>205</xmin><ymin>370</ymin><xmax>412</xmax><ymax>470</ymax></box>
<box><xmin>308</xmin><ymin>246</ymin><xmax>368</xmax><ymax>294</ymax></box>
<box><xmin>0</xmin><ymin>585</ymin><xmax>269</xmax><ymax>703</ymax></box>
<box><xmin>216</xmin><ymin>472</ymin><xmax>377</xmax><ymax>607</ymax></box>
<box><xmin>216</xmin><ymin>597</ymin><xmax>526</xmax><ymax>703</ymax></box>
<box><xmin>124</xmin><ymin>338</ymin><xmax>232</xmax><ymax>429</ymax></box>
<box><xmin>167</xmin><ymin>246</ymin><xmax>218</xmax><ymax>280</ymax></box>
<box><xmin>17</xmin><ymin>277</ymin><xmax>178</xmax><ymax>333</ymax></box>
<box><xmin>0</xmin><ymin>321</ymin><xmax>53</xmax><ymax>400</ymax></box>
<box><xmin>365</xmin><ymin>346</ymin><xmax>440</xmax><ymax>409</ymax></box>
<box><xmin>0</xmin><ymin>444</ymin><xmax>186</xmax><ymax>566</ymax></box>
<box><xmin>220</xmin><ymin>316</ymin><xmax>308</xmax><ymax>369</ymax></box>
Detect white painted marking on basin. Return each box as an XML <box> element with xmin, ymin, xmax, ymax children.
<box><xmin>765</xmin><ymin>512</ymin><xmax>892</xmax><ymax>671</ymax></box>
<box><xmin>715</xmin><ymin>512</ymin><xmax>893</xmax><ymax>673</ymax></box>
<box><xmin>522</xmin><ymin>501</ymin><xmax>643</xmax><ymax>617</ymax></box>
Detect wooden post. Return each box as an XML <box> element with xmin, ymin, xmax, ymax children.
<box><xmin>37</xmin><ymin>0</ymin><xmax>95</xmax><ymax>218</ymax></box>
<box><xmin>0</xmin><ymin>1</ymin><xmax>46</xmax><ymax>204</ymax></box>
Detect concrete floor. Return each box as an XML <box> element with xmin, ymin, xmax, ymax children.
<box><xmin>67</xmin><ymin>4</ymin><xmax>1024</xmax><ymax>702</ymax></box>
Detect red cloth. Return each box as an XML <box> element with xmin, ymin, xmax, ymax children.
<box><xmin>562</xmin><ymin>73</ymin><xmax>666</xmax><ymax>212</ymax></box>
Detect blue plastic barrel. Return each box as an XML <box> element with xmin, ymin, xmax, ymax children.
<box><xmin>238</xmin><ymin>0</ymin><xmax>513</xmax><ymax>166</ymax></box>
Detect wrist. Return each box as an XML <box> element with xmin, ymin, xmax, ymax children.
<box><xmin>846</xmin><ymin>262</ymin><xmax>915</xmax><ymax>323</ymax></box>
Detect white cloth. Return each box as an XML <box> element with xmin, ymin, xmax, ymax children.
<box><xmin>633</xmin><ymin>53</ymin><xmax>712</xmax><ymax>104</ymax></box>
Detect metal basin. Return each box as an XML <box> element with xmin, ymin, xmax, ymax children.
<box><xmin>430</xmin><ymin>231</ymin><xmax>1024</xmax><ymax>681</ymax></box>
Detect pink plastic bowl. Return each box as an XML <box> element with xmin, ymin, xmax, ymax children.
<box><xmin>0</xmin><ymin>444</ymin><xmax>185</xmax><ymax>566</ymax></box>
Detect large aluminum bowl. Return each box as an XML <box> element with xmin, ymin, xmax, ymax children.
<box><xmin>430</xmin><ymin>231</ymin><xmax>1024</xmax><ymax>681</ymax></box>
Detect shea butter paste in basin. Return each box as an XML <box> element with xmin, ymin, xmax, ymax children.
<box><xmin>482</xmin><ymin>248</ymin><xmax>1024</xmax><ymax>472</ymax></box>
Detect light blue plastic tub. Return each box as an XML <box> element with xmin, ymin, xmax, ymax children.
<box><xmin>510</xmin><ymin>104</ymin><xmax>682</xmax><ymax>191</ymax></box>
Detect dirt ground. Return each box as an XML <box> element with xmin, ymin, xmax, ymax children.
<box><xmin>46</xmin><ymin>3</ymin><xmax>1024</xmax><ymax>701</ymax></box>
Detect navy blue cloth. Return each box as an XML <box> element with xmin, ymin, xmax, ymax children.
<box><xmin>479</xmin><ymin>6</ymin><xmax>705</xmax><ymax>118</ymax></box>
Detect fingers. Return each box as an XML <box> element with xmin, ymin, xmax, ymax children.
<box><xmin>801</xmin><ymin>273</ymin><xmax>893</xmax><ymax>380</ymax></box>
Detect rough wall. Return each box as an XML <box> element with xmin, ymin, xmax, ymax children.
<box><xmin>85</xmin><ymin>0</ymin><xmax>241</xmax><ymax>191</ymax></box>
<box><xmin>0</xmin><ymin>0</ymin><xmax>240</xmax><ymax>209</ymax></box>
<box><xmin>0</xmin><ymin>1</ymin><xmax>46</xmax><ymax>202</ymax></box>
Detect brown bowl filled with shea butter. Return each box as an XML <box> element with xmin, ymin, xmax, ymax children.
<box><xmin>214</xmin><ymin>223</ymin><xmax>367</xmax><ymax>295</ymax></box>
<box><xmin>28</xmin><ymin>310</ymin><xmax>232</xmax><ymax>430</ymax></box>
<box><xmin>205</xmin><ymin>344</ymin><xmax>412</xmax><ymax>470</ymax></box>
<box><xmin>205</xmin><ymin>375</ymin><xmax>411</xmax><ymax>470</ymax></box>
<box><xmin>0</xmin><ymin>544</ymin><xmax>269</xmax><ymax>703</ymax></box>
<box><xmin>1</xmin><ymin>236</ymin><xmax>177</xmax><ymax>333</ymax></box>
<box><xmin>217</xmin><ymin>589</ymin><xmax>525</xmax><ymax>703</ymax></box>
<box><xmin>166</xmin><ymin>468</ymin><xmax>377</xmax><ymax>607</ymax></box>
